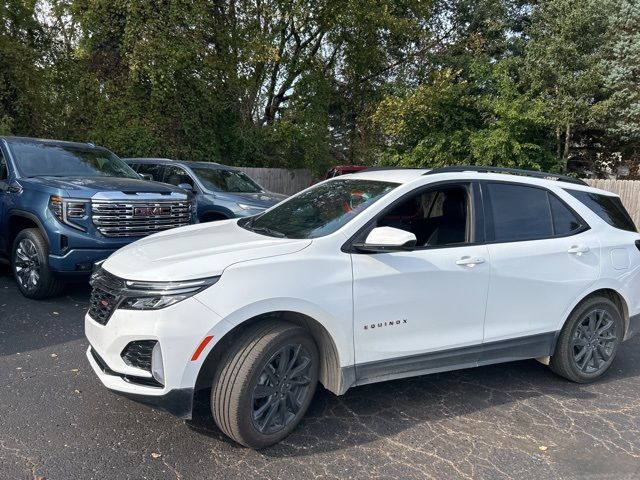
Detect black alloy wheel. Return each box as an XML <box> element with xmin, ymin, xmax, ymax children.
<box><xmin>550</xmin><ymin>296</ymin><xmax>623</xmax><ymax>383</ymax></box>
<box><xmin>251</xmin><ymin>343</ymin><xmax>314</xmax><ymax>435</ymax></box>
<box><xmin>211</xmin><ymin>320</ymin><xmax>319</xmax><ymax>448</ymax></box>
<box><xmin>572</xmin><ymin>309</ymin><xmax>618</xmax><ymax>374</ymax></box>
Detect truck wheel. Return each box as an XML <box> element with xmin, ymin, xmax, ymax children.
<box><xmin>211</xmin><ymin>320</ymin><xmax>319</xmax><ymax>449</ymax></box>
<box><xmin>11</xmin><ymin>229</ymin><xmax>64</xmax><ymax>299</ymax></box>
<box><xmin>550</xmin><ymin>296</ymin><xmax>623</xmax><ymax>383</ymax></box>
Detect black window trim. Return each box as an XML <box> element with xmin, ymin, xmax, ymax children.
<box><xmin>342</xmin><ymin>180</ymin><xmax>484</xmax><ymax>253</ymax></box>
<box><xmin>480</xmin><ymin>180</ymin><xmax>590</xmax><ymax>245</ymax></box>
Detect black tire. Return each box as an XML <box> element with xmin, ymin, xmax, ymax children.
<box><xmin>11</xmin><ymin>228</ymin><xmax>64</xmax><ymax>299</ymax></box>
<box><xmin>550</xmin><ymin>296</ymin><xmax>623</xmax><ymax>383</ymax></box>
<box><xmin>211</xmin><ymin>320</ymin><xmax>319</xmax><ymax>449</ymax></box>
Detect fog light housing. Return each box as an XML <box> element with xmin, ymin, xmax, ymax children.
<box><xmin>151</xmin><ymin>342</ymin><xmax>165</xmax><ymax>385</ymax></box>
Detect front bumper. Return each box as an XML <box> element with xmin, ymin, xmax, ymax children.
<box><xmin>49</xmin><ymin>248</ymin><xmax>118</xmax><ymax>274</ymax></box>
<box><xmin>84</xmin><ymin>296</ymin><xmax>229</xmax><ymax>419</ymax></box>
<box><xmin>86</xmin><ymin>346</ymin><xmax>194</xmax><ymax>418</ymax></box>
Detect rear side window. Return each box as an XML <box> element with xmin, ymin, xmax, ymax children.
<box><xmin>549</xmin><ymin>194</ymin><xmax>582</xmax><ymax>235</ymax></box>
<box><xmin>566</xmin><ymin>190</ymin><xmax>636</xmax><ymax>232</ymax></box>
<box><xmin>484</xmin><ymin>183</ymin><xmax>584</xmax><ymax>242</ymax></box>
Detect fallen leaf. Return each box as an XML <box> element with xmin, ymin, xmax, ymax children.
<box><xmin>151</xmin><ymin>452</ymin><xmax>162</xmax><ymax>459</ymax></box>
<box><xmin>539</xmin><ymin>445</ymin><xmax>548</xmax><ymax>451</ymax></box>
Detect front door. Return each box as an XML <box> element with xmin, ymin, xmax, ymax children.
<box><xmin>351</xmin><ymin>182</ymin><xmax>491</xmax><ymax>383</ymax></box>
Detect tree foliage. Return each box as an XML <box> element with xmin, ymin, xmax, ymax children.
<box><xmin>0</xmin><ymin>0</ymin><xmax>637</xmax><ymax>176</ymax></box>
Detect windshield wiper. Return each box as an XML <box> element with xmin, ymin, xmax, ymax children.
<box><xmin>249</xmin><ymin>225</ymin><xmax>287</xmax><ymax>238</ymax></box>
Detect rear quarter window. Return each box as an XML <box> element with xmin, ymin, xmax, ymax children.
<box><xmin>566</xmin><ymin>190</ymin><xmax>636</xmax><ymax>232</ymax></box>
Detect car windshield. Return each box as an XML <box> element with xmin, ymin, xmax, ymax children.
<box><xmin>239</xmin><ymin>178</ymin><xmax>398</xmax><ymax>239</ymax></box>
<box><xmin>193</xmin><ymin>167</ymin><xmax>263</xmax><ymax>193</ymax></box>
<box><xmin>9</xmin><ymin>141</ymin><xmax>139</xmax><ymax>178</ymax></box>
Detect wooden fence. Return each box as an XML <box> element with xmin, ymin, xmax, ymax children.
<box><xmin>236</xmin><ymin>167</ymin><xmax>640</xmax><ymax>229</ymax></box>
<box><xmin>235</xmin><ymin>167</ymin><xmax>315</xmax><ymax>195</ymax></box>
<box><xmin>583</xmin><ymin>179</ymin><xmax>640</xmax><ymax>229</ymax></box>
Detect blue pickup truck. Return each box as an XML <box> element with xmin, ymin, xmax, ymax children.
<box><xmin>0</xmin><ymin>136</ymin><xmax>194</xmax><ymax>299</ymax></box>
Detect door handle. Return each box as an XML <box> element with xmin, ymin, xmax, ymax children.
<box><xmin>456</xmin><ymin>256</ymin><xmax>485</xmax><ymax>267</ymax></box>
<box><xmin>568</xmin><ymin>245</ymin><xmax>590</xmax><ymax>255</ymax></box>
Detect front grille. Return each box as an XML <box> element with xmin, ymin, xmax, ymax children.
<box><xmin>88</xmin><ymin>269</ymin><xmax>125</xmax><ymax>325</ymax></box>
<box><xmin>91</xmin><ymin>200</ymin><xmax>191</xmax><ymax>238</ymax></box>
<box><xmin>121</xmin><ymin>341</ymin><xmax>156</xmax><ymax>372</ymax></box>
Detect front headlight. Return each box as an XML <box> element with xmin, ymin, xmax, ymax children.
<box><xmin>49</xmin><ymin>196</ymin><xmax>89</xmax><ymax>231</ymax></box>
<box><xmin>237</xmin><ymin>203</ymin><xmax>266</xmax><ymax>211</ymax></box>
<box><xmin>118</xmin><ymin>276</ymin><xmax>220</xmax><ymax>310</ymax></box>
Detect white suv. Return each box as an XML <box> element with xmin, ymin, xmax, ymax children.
<box><xmin>85</xmin><ymin>166</ymin><xmax>640</xmax><ymax>448</ymax></box>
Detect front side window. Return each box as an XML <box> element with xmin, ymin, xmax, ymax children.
<box><xmin>374</xmin><ymin>184</ymin><xmax>471</xmax><ymax>247</ymax></box>
<box><xmin>485</xmin><ymin>183</ymin><xmax>584</xmax><ymax>242</ymax></box>
<box><xmin>9</xmin><ymin>141</ymin><xmax>138</xmax><ymax>178</ymax></box>
<box><xmin>240</xmin><ymin>179</ymin><xmax>398</xmax><ymax>239</ymax></box>
<box><xmin>135</xmin><ymin>163</ymin><xmax>165</xmax><ymax>182</ymax></box>
<box><xmin>566</xmin><ymin>190</ymin><xmax>636</xmax><ymax>232</ymax></box>
<box><xmin>192</xmin><ymin>167</ymin><xmax>263</xmax><ymax>193</ymax></box>
<box><xmin>163</xmin><ymin>165</ymin><xmax>194</xmax><ymax>187</ymax></box>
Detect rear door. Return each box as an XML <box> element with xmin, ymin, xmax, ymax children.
<box><xmin>482</xmin><ymin>181</ymin><xmax>600</xmax><ymax>345</ymax></box>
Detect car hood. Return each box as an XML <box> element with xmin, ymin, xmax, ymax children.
<box><xmin>102</xmin><ymin>219</ymin><xmax>311</xmax><ymax>281</ymax></box>
<box><xmin>21</xmin><ymin>176</ymin><xmax>183</xmax><ymax>198</ymax></box>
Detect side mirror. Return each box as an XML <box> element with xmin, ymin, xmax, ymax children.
<box><xmin>139</xmin><ymin>173</ymin><xmax>154</xmax><ymax>181</ymax></box>
<box><xmin>178</xmin><ymin>182</ymin><xmax>195</xmax><ymax>192</ymax></box>
<box><xmin>355</xmin><ymin>226</ymin><xmax>417</xmax><ymax>253</ymax></box>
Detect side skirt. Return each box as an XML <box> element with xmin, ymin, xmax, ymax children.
<box><xmin>353</xmin><ymin>332</ymin><xmax>557</xmax><ymax>387</ymax></box>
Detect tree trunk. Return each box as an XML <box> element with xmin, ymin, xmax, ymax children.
<box><xmin>563</xmin><ymin>123</ymin><xmax>571</xmax><ymax>172</ymax></box>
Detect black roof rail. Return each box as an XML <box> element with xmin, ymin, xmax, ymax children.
<box><xmin>362</xmin><ymin>166</ymin><xmax>411</xmax><ymax>172</ymax></box>
<box><xmin>424</xmin><ymin>165</ymin><xmax>588</xmax><ymax>186</ymax></box>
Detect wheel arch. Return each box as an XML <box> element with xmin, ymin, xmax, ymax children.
<box><xmin>559</xmin><ymin>287</ymin><xmax>630</xmax><ymax>339</ymax></box>
<box><xmin>195</xmin><ymin>310</ymin><xmax>348</xmax><ymax>397</ymax></box>
<box><xmin>7</xmin><ymin>210</ymin><xmax>50</xmax><ymax>249</ymax></box>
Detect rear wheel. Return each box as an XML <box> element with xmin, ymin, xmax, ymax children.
<box><xmin>550</xmin><ymin>296</ymin><xmax>623</xmax><ymax>383</ymax></box>
<box><xmin>11</xmin><ymin>229</ymin><xmax>64</xmax><ymax>299</ymax></box>
<box><xmin>211</xmin><ymin>320</ymin><xmax>319</xmax><ymax>448</ymax></box>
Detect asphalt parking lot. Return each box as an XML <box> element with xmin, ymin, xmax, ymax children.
<box><xmin>1</xmin><ymin>263</ymin><xmax>640</xmax><ymax>480</ymax></box>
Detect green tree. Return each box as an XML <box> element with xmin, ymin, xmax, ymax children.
<box><xmin>604</xmin><ymin>0</ymin><xmax>640</xmax><ymax>144</ymax></box>
<box><xmin>522</xmin><ymin>0</ymin><xmax>609</xmax><ymax>171</ymax></box>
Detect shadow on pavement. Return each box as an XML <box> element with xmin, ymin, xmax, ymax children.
<box><xmin>186</xmin><ymin>336</ymin><xmax>640</xmax><ymax>456</ymax></box>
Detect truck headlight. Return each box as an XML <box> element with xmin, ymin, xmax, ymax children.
<box><xmin>119</xmin><ymin>276</ymin><xmax>220</xmax><ymax>310</ymax></box>
<box><xmin>237</xmin><ymin>203</ymin><xmax>266</xmax><ymax>211</ymax></box>
<box><xmin>49</xmin><ymin>196</ymin><xmax>88</xmax><ymax>231</ymax></box>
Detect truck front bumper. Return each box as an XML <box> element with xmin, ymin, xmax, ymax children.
<box><xmin>49</xmin><ymin>248</ymin><xmax>118</xmax><ymax>274</ymax></box>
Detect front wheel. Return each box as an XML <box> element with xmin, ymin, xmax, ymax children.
<box><xmin>550</xmin><ymin>296</ymin><xmax>623</xmax><ymax>383</ymax></box>
<box><xmin>11</xmin><ymin>228</ymin><xmax>64</xmax><ymax>299</ymax></box>
<box><xmin>211</xmin><ymin>320</ymin><xmax>319</xmax><ymax>448</ymax></box>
